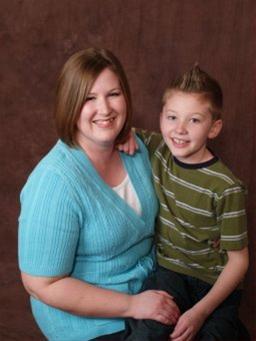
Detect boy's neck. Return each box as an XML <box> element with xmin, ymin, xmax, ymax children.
<box><xmin>172</xmin><ymin>145</ymin><xmax>215</xmax><ymax>166</ymax></box>
<box><xmin>173</xmin><ymin>153</ymin><xmax>218</xmax><ymax>169</ymax></box>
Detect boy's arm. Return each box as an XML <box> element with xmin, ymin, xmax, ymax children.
<box><xmin>117</xmin><ymin>128</ymin><xmax>162</xmax><ymax>155</ymax></box>
<box><xmin>170</xmin><ymin>247</ymin><xmax>249</xmax><ymax>341</ymax></box>
<box><xmin>117</xmin><ymin>128</ymin><xmax>139</xmax><ymax>155</ymax></box>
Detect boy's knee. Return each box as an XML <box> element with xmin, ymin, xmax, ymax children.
<box><xmin>197</xmin><ymin>318</ymin><xmax>242</xmax><ymax>341</ymax></box>
<box><xmin>125</xmin><ymin>318</ymin><xmax>173</xmax><ymax>341</ymax></box>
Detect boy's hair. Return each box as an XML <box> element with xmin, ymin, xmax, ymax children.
<box><xmin>163</xmin><ymin>64</ymin><xmax>223</xmax><ymax>120</ymax></box>
<box><xmin>55</xmin><ymin>47</ymin><xmax>132</xmax><ymax>146</ymax></box>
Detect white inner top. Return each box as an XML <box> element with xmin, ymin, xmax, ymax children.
<box><xmin>112</xmin><ymin>174</ymin><xmax>142</xmax><ymax>215</ymax></box>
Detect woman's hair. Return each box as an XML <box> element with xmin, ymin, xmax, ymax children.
<box><xmin>163</xmin><ymin>64</ymin><xmax>223</xmax><ymax>120</ymax></box>
<box><xmin>55</xmin><ymin>47</ymin><xmax>132</xmax><ymax>146</ymax></box>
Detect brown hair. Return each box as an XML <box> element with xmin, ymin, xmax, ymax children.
<box><xmin>163</xmin><ymin>64</ymin><xmax>223</xmax><ymax>120</ymax></box>
<box><xmin>55</xmin><ymin>47</ymin><xmax>132</xmax><ymax>146</ymax></box>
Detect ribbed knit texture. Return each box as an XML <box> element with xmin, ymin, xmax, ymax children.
<box><xmin>138</xmin><ymin>130</ymin><xmax>248</xmax><ymax>285</ymax></box>
<box><xmin>18</xmin><ymin>137</ymin><xmax>158</xmax><ymax>341</ymax></box>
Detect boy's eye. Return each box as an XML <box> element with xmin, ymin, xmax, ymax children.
<box><xmin>167</xmin><ymin>115</ymin><xmax>177</xmax><ymax>120</ymax></box>
<box><xmin>191</xmin><ymin>118</ymin><xmax>200</xmax><ymax>123</ymax></box>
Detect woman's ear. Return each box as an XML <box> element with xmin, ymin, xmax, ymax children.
<box><xmin>208</xmin><ymin>119</ymin><xmax>223</xmax><ymax>139</ymax></box>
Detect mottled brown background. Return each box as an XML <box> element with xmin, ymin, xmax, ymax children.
<box><xmin>1</xmin><ymin>0</ymin><xmax>255</xmax><ymax>340</ymax></box>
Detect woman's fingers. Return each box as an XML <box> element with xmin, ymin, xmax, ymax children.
<box><xmin>129</xmin><ymin>289</ymin><xmax>180</xmax><ymax>324</ymax></box>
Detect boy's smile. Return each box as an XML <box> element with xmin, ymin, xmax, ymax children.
<box><xmin>160</xmin><ymin>91</ymin><xmax>222</xmax><ymax>164</ymax></box>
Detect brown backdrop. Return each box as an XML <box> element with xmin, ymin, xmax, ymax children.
<box><xmin>1</xmin><ymin>0</ymin><xmax>255</xmax><ymax>339</ymax></box>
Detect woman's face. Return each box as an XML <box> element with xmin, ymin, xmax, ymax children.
<box><xmin>76</xmin><ymin>68</ymin><xmax>127</xmax><ymax>151</ymax></box>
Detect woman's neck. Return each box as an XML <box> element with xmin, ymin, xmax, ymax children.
<box><xmin>79</xmin><ymin>142</ymin><xmax>126</xmax><ymax>187</ymax></box>
<box><xmin>87</xmin><ymin>145</ymin><xmax>116</xmax><ymax>166</ymax></box>
<box><xmin>78</xmin><ymin>138</ymin><xmax>115</xmax><ymax>163</ymax></box>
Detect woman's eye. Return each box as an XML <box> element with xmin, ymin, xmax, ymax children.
<box><xmin>109</xmin><ymin>92</ymin><xmax>120</xmax><ymax>97</ymax></box>
<box><xmin>85</xmin><ymin>96</ymin><xmax>95</xmax><ymax>102</ymax></box>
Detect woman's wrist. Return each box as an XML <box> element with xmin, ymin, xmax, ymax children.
<box><xmin>122</xmin><ymin>294</ymin><xmax>136</xmax><ymax>318</ymax></box>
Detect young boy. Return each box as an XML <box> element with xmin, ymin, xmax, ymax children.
<box><xmin>123</xmin><ymin>65</ymin><xmax>249</xmax><ymax>340</ymax></box>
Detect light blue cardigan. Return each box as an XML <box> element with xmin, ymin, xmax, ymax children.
<box><xmin>18</xmin><ymin>137</ymin><xmax>158</xmax><ymax>341</ymax></box>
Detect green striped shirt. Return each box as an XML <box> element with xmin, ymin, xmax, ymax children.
<box><xmin>138</xmin><ymin>130</ymin><xmax>248</xmax><ymax>284</ymax></box>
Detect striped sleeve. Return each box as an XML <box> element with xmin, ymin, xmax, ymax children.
<box><xmin>135</xmin><ymin>129</ymin><xmax>163</xmax><ymax>157</ymax></box>
<box><xmin>216</xmin><ymin>183</ymin><xmax>248</xmax><ymax>250</ymax></box>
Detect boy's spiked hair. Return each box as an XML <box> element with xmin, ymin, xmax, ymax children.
<box><xmin>163</xmin><ymin>64</ymin><xmax>223</xmax><ymax>120</ymax></box>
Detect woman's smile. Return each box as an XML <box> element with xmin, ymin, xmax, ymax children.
<box><xmin>76</xmin><ymin>68</ymin><xmax>127</xmax><ymax>150</ymax></box>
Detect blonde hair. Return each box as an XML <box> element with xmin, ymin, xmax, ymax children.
<box><xmin>55</xmin><ymin>47</ymin><xmax>132</xmax><ymax>146</ymax></box>
<box><xmin>163</xmin><ymin>64</ymin><xmax>223</xmax><ymax>120</ymax></box>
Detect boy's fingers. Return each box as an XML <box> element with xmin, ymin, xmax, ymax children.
<box><xmin>117</xmin><ymin>144</ymin><xmax>123</xmax><ymax>151</ymax></box>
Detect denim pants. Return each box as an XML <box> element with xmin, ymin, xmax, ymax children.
<box><xmin>124</xmin><ymin>266</ymin><xmax>249</xmax><ymax>341</ymax></box>
<box><xmin>90</xmin><ymin>330</ymin><xmax>126</xmax><ymax>341</ymax></box>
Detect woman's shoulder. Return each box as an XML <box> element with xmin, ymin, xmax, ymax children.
<box><xmin>26</xmin><ymin>140</ymin><xmax>62</xmax><ymax>172</ymax></box>
<box><xmin>19</xmin><ymin>141</ymin><xmax>88</xmax><ymax>215</ymax></box>
<box><xmin>21</xmin><ymin>141</ymin><xmax>79</xmax><ymax>193</ymax></box>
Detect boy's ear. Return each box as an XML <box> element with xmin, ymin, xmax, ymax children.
<box><xmin>208</xmin><ymin>119</ymin><xmax>223</xmax><ymax>139</ymax></box>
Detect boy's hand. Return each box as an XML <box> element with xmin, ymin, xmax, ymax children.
<box><xmin>117</xmin><ymin>130</ymin><xmax>138</xmax><ymax>155</ymax></box>
<box><xmin>129</xmin><ymin>290</ymin><xmax>180</xmax><ymax>325</ymax></box>
<box><xmin>170</xmin><ymin>307</ymin><xmax>205</xmax><ymax>341</ymax></box>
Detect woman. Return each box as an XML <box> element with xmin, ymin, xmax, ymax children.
<box><xmin>18</xmin><ymin>48</ymin><xmax>178</xmax><ymax>341</ymax></box>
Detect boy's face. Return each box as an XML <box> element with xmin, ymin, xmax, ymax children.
<box><xmin>160</xmin><ymin>91</ymin><xmax>222</xmax><ymax>164</ymax></box>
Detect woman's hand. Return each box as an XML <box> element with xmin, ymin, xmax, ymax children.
<box><xmin>128</xmin><ymin>290</ymin><xmax>180</xmax><ymax>325</ymax></box>
<box><xmin>170</xmin><ymin>307</ymin><xmax>205</xmax><ymax>341</ymax></box>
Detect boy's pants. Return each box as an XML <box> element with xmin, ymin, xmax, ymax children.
<box><xmin>124</xmin><ymin>265</ymin><xmax>250</xmax><ymax>341</ymax></box>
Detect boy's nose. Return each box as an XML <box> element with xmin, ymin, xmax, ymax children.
<box><xmin>175</xmin><ymin>121</ymin><xmax>187</xmax><ymax>134</ymax></box>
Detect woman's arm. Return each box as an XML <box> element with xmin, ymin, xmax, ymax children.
<box><xmin>170</xmin><ymin>247</ymin><xmax>249</xmax><ymax>341</ymax></box>
<box><xmin>21</xmin><ymin>272</ymin><xmax>180</xmax><ymax>324</ymax></box>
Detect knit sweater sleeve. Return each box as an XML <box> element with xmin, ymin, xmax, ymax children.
<box><xmin>18</xmin><ymin>167</ymin><xmax>80</xmax><ymax>277</ymax></box>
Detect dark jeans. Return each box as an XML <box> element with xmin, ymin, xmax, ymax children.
<box><xmin>124</xmin><ymin>266</ymin><xmax>250</xmax><ymax>341</ymax></box>
<box><xmin>90</xmin><ymin>330</ymin><xmax>126</xmax><ymax>341</ymax></box>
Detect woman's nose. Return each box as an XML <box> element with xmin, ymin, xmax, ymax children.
<box><xmin>98</xmin><ymin>97</ymin><xmax>111</xmax><ymax>115</ymax></box>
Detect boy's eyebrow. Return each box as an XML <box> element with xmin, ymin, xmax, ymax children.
<box><xmin>165</xmin><ymin>109</ymin><xmax>177</xmax><ymax>114</ymax></box>
<box><xmin>165</xmin><ymin>108</ymin><xmax>209</xmax><ymax>116</ymax></box>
